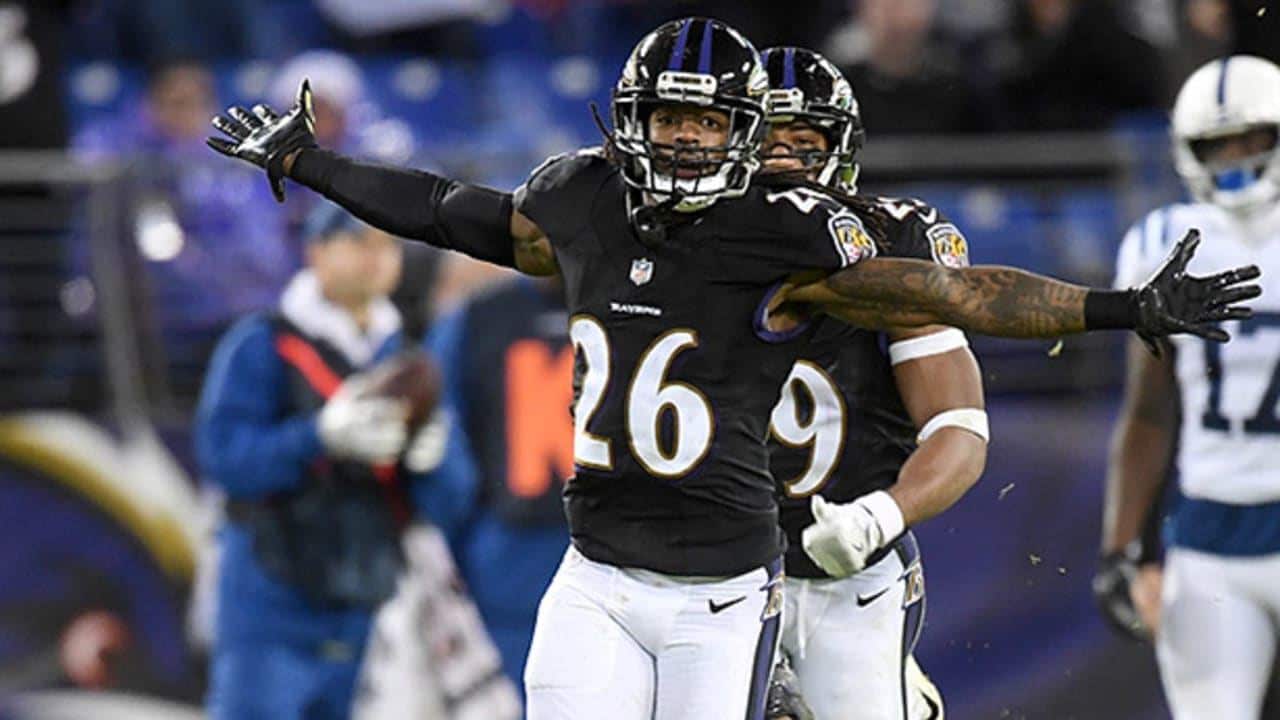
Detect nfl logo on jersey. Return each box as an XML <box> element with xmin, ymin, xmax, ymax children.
<box><xmin>630</xmin><ymin>258</ymin><xmax>654</xmax><ymax>286</ymax></box>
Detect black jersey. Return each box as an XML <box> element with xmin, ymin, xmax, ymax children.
<box><xmin>770</xmin><ymin>196</ymin><xmax>972</xmax><ymax>579</ymax></box>
<box><xmin>514</xmin><ymin>149</ymin><xmax>879</xmax><ymax>576</ymax></box>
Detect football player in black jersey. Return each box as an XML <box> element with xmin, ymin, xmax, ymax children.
<box><xmin>759</xmin><ymin>46</ymin><xmax>975</xmax><ymax>720</ymax></box>
<box><xmin>206</xmin><ymin>17</ymin><xmax>1258</xmax><ymax>720</ymax></box>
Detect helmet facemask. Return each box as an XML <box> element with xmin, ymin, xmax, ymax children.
<box><xmin>764</xmin><ymin>87</ymin><xmax>864</xmax><ymax>193</ymax></box>
<box><xmin>1176</xmin><ymin>124</ymin><xmax>1280</xmax><ymax>212</ymax></box>
<box><xmin>612</xmin><ymin>72</ymin><xmax>765</xmax><ymax>212</ymax></box>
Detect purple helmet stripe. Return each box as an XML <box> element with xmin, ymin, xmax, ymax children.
<box><xmin>668</xmin><ymin>19</ymin><xmax>693</xmax><ymax>71</ymax></box>
<box><xmin>1217</xmin><ymin>56</ymin><xmax>1230</xmax><ymax>107</ymax></box>
<box><xmin>697</xmin><ymin>19</ymin><xmax>714</xmax><ymax>74</ymax></box>
<box><xmin>782</xmin><ymin>47</ymin><xmax>796</xmax><ymax>89</ymax></box>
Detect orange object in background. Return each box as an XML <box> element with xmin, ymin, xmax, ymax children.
<box><xmin>504</xmin><ymin>341</ymin><xmax>574</xmax><ymax>499</ymax></box>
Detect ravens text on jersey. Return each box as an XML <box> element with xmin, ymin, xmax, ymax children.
<box><xmin>514</xmin><ymin>149</ymin><xmax>881</xmax><ymax>577</ymax></box>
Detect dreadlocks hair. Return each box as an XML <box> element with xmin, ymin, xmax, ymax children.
<box><xmin>590</xmin><ymin>102</ymin><xmax>624</xmax><ymax>167</ymax></box>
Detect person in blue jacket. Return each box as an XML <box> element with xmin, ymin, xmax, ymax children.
<box><xmin>427</xmin><ymin>275</ymin><xmax>570</xmax><ymax>693</ymax></box>
<box><xmin>195</xmin><ymin>204</ymin><xmax>474</xmax><ymax>720</ymax></box>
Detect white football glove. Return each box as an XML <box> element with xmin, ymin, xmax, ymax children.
<box><xmin>317</xmin><ymin>375</ymin><xmax>409</xmax><ymax>464</ymax></box>
<box><xmin>801</xmin><ymin>492</ymin><xmax>906</xmax><ymax>578</ymax></box>
<box><xmin>404</xmin><ymin>409</ymin><xmax>451</xmax><ymax>474</ymax></box>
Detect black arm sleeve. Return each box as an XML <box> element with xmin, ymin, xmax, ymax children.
<box><xmin>291</xmin><ymin>149</ymin><xmax>517</xmax><ymax>268</ymax></box>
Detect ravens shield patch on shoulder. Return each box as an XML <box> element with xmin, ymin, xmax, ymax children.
<box><xmin>829</xmin><ymin>213</ymin><xmax>878</xmax><ymax>266</ymax></box>
<box><xmin>927</xmin><ymin>223</ymin><xmax>970</xmax><ymax>268</ymax></box>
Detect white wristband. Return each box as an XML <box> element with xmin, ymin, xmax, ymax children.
<box><xmin>918</xmin><ymin>408</ymin><xmax>989</xmax><ymax>444</ymax></box>
<box><xmin>861</xmin><ymin>490</ymin><xmax>907</xmax><ymax>541</ymax></box>
<box><xmin>889</xmin><ymin>328</ymin><xmax>968</xmax><ymax>365</ymax></box>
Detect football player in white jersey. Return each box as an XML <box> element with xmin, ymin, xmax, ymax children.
<box><xmin>1099</xmin><ymin>55</ymin><xmax>1280</xmax><ymax>720</ymax></box>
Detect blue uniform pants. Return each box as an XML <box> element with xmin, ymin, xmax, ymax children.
<box><xmin>208</xmin><ymin>639</ymin><xmax>365</xmax><ymax>720</ymax></box>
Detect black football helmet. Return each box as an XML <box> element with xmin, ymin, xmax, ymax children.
<box><xmin>761</xmin><ymin>47</ymin><xmax>865</xmax><ymax>192</ymax></box>
<box><xmin>609</xmin><ymin>18</ymin><xmax>769</xmax><ymax>211</ymax></box>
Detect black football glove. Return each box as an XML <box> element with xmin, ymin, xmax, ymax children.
<box><xmin>766</xmin><ymin>656</ymin><xmax>814</xmax><ymax>720</ymax></box>
<box><xmin>1092</xmin><ymin>543</ymin><xmax>1151</xmax><ymax>641</ymax></box>
<box><xmin>1132</xmin><ymin>228</ymin><xmax>1261</xmax><ymax>354</ymax></box>
<box><xmin>207</xmin><ymin>78</ymin><xmax>318</xmax><ymax>202</ymax></box>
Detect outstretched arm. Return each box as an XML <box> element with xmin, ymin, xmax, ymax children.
<box><xmin>785</xmin><ymin>230</ymin><xmax>1259</xmax><ymax>343</ymax></box>
<box><xmin>286</xmin><ymin>149</ymin><xmax>558</xmax><ymax>276</ymax></box>
<box><xmin>789</xmin><ymin>258</ymin><xmax>1095</xmax><ymax>337</ymax></box>
<box><xmin>207</xmin><ymin>79</ymin><xmax>559</xmax><ymax>276</ymax></box>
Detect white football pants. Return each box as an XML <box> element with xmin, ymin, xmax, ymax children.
<box><xmin>524</xmin><ymin>546</ymin><xmax>783</xmax><ymax>720</ymax></box>
<box><xmin>781</xmin><ymin>532</ymin><xmax>941</xmax><ymax>720</ymax></box>
<box><xmin>1157</xmin><ymin>547</ymin><xmax>1280</xmax><ymax>720</ymax></box>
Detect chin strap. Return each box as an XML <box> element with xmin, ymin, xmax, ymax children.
<box><xmin>628</xmin><ymin>191</ymin><xmax>686</xmax><ymax>246</ymax></box>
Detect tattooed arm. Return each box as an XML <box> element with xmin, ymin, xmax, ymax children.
<box><xmin>786</xmin><ymin>258</ymin><xmax>1091</xmax><ymax>337</ymax></box>
<box><xmin>784</xmin><ymin>231</ymin><xmax>1260</xmax><ymax>341</ymax></box>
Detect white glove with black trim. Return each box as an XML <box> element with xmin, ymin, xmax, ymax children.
<box><xmin>404</xmin><ymin>409</ymin><xmax>451</xmax><ymax>474</ymax></box>
<box><xmin>317</xmin><ymin>375</ymin><xmax>408</xmax><ymax>464</ymax></box>
<box><xmin>801</xmin><ymin>492</ymin><xmax>905</xmax><ymax>578</ymax></box>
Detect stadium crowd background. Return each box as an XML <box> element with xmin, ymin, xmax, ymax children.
<box><xmin>0</xmin><ymin>0</ymin><xmax>1277</xmax><ymax>717</ymax></box>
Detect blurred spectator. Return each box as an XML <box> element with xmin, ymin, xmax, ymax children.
<box><xmin>268</xmin><ymin>50</ymin><xmax>425</xmax><ymax>169</ymax></box>
<box><xmin>75</xmin><ymin>60</ymin><xmax>293</xmax><ymax>407</ymax></box>
<box><xmin>194</xmin><ymin>206</ymin><xmax>473</xmax><ymax>719</ymax></box>
<box><xmin>827</xmin><ymin>0</ymin><xmax>987</xmax><ymax>135</ymax></box>
<box><xmin>269</xmin><ymin>51</ymin><xmax>420</xmax><ymax>238</ymax></box>
<box><xmin>997</xmin><ymin>0</ymin><xmax>1166</xmax><ymax>130</ymax></box>
<box><xmin>1166</xmin><ymin>0</ymin><xmax>1234</xmax><ymax>98</ymax></box>
<box><xmin>270</xmin><ymin>51</ymin><xmax>368</xmax><ymax>152</ymax></box>
<box><xmin>271</xmin><ymin>51</ymin><xmax>367</xmax><ymax>243</ymax></box>
<box><xmin>271</xmin><ymin>51</ymin><xmax>443</xmax><ymax>345</ymax></box>
<box><xmin>427</xmin><ymin>275</ymin><xmax>571</xmax><ymax>694</ymax></box>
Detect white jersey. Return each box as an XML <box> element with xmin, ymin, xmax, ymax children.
<box><xmin>1115</xmin><ymin>200</ymin><xmax>1280</xmax><ymax>504</ymax></box>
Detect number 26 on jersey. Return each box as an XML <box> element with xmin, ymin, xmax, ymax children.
<box><xmin>570</xmin><ymin>315</ymin><xmax>714</xmax><ymax>477</ymax></box>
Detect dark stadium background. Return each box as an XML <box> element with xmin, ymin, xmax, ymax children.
<box><xmin>2</xmin><ymin>0</ymin><xmax>1277</xmax><ymax>717</ymax></box>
